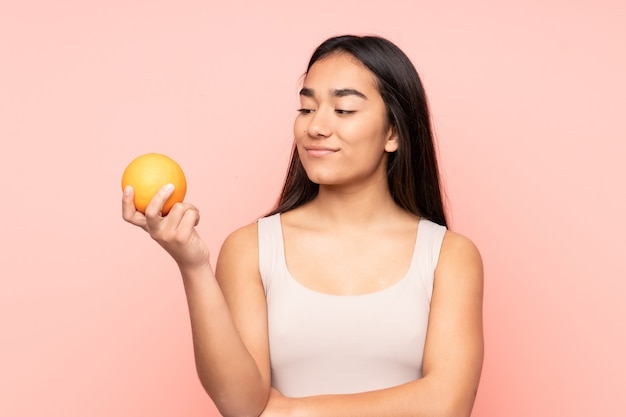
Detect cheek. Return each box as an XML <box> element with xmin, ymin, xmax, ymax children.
<box><xmin>293</xmin><ymin>117</ymin><xmax>307</xmax><ymax>138</ymax></box>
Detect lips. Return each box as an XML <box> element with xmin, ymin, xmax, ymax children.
<box><xmin>304</xmin><ymin>146</ymin><xmax>338</xmax><ymax>157</ymax></box>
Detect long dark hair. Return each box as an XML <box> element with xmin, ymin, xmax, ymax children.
<box><xmin>268</xmin><ymin>35</ymin><xmax>448</xmax><ymax>227</ymax></box>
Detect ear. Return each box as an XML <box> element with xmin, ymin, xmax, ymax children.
<box><xmin>384</xmin><ymin>125</ymin><xmax>399</xmax><ymax>153</ymax></box>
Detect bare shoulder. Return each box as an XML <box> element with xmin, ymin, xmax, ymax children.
<box><xmin>436</xmin><ymin>230</ymin><xmax>484</xmax><ymax>288</ymax></box>
<box><xmin>215</xmin><ymin>221</ymin><xmax>259</xmax><ymax>285</ymax></box>
<box><xmin>220</xmin><ymin>221</ymin><xmax>259</xmax><ymax>253</ymax></box>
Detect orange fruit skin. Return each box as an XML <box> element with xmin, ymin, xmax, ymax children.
<box><xmin>121</xmin><ymin>153</ymin><xmax>187</xmax><ymax>215</ymax></box>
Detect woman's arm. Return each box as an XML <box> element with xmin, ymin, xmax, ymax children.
<box><xmin>262</xmin><ymin>230</ymin><xmax>484</xmax><ymax>417</ymax></box>
<box><xmin>204</xmin><ymin>222</ymin><xmax>272</xmax><ymax>416</ymax></box>
<box><xmin>122</xmin><ymin>185</ymin><xmax>270</xmax><ymax>417</ymax></box>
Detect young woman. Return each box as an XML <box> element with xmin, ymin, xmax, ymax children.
<box><xmin>123</xmin><ymin>35</ymin><xmax>483</xmax><ymax>417</ymax></box>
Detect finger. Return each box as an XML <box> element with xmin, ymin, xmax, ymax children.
<box><xmin>121</xmin><ymin>185</ymin><xmax>135</xmax><ymax>220</ymax></box>
<box><xmin>178</xmin><ymin>206</ymin><xmax>200</xmax><ymax>232</ymax></box>
<box><xmin>144</xmin><ymin>183</ymin><xmax>175</xmax><ymax>229</ymax></box>
<box><xmin>163</xmin><ymin>202</ymin><xmax>198</xmax><ymax>231</ymax></box>
<box><xmin>121</xmin><ymin>186</ymin><xmax>147</xmax><ymax>229</ymax></box>
<box><xmin>176</xmin><ymin>203</ymin><xmax>200</xmax><ymax>227</ymax></box>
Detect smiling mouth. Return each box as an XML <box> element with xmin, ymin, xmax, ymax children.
<box><xmin>305</xmin><ymin>148</ymin><xmax>337</xmax><ymax>157</ymax></box>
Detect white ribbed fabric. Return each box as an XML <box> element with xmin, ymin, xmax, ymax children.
<box><xmin>257</xmin><ymin>213</ymin><xmax>446</xmax><ymax>397</ymax></box>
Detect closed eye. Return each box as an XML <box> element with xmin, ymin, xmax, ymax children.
<box><xmin>335</xmin><ymin>109</ymin><xmax>356</xmax><ymax>115</ymax></box>
<box><xmin>297</xmin><ymin>108</ymin><xmax>314</xmax><ymax>114</ymax></box>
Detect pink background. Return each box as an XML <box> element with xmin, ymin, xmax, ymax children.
<box><xmin>1</xmin><ymin>1</ymin><xmax>625</xmax><ymax>415</ymax></box>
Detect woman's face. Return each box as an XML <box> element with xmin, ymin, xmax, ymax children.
<box><xmin>294</xmin><ymin>53</ymin><xmax>398</xmax><ymax>189</ymax></box>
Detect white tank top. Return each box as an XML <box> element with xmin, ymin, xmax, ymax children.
<box><xmin>257</xmin><ymin>213</ymin><xmax>446</xmax><ymax>397</ymax></box>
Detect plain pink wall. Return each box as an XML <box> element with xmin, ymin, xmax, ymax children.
<box><xmin>1</xmin><ymin>1</ymin><xmax>624</xmax><ymax>416</ymax></box>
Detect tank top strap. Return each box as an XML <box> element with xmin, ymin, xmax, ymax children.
<box><xmin>413</xmin><ymin>219</ymin><xmax>447</xmax><ymax>302</ymax></box>
<box><xmin>257</xmin><ymin>213</ymin><xmax>283</xmax><ymax>294</ymax></box>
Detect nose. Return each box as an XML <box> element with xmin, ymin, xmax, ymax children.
<box><xmin>306</xmin><ymin>109</ymin><xmax>332</xmax><ymax>138</ymax></box>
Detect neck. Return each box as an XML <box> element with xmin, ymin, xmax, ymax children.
<box><xmin>307</xmin><ymin>177</ymin><xmax>405</xmax><ymax>228</ymax></box>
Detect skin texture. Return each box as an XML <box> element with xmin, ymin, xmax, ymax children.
<box><xmin>122</xmin><ymin>53</ymin><xmax>483</xmax><ymax>417</ymax></box>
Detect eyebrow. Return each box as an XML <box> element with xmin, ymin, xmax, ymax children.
<box><xmin>299</xmin><ymin>87</ymin><xmax>368</xmax><ymax>100</ymax></box>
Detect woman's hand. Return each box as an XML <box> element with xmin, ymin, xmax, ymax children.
<box><xmin>122</xmin><ymin>184</ymin><xmax>210</xmax><ymax>270</ymax></box>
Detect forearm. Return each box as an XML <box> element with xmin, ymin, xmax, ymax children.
<box><xmin>285</xmin><ymin>377</ymin><xmax>474</xmax><ymax>417</ymax></box>
<box><xmin>181</xmin><ymin>264</ymin><xmax>268</xmax><ymax>417</ymax></box>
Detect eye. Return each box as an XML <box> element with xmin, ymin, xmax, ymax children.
<box><xmin>297</xmin><ymin>108</ymin><xmax>314</xmax><ymax>114</ymax></box>
<box><xmin>335</xmin><ymin>109</ymin><xmax>356</xmax><ymax>115</ymax></box>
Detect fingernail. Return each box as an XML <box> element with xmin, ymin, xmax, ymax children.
<box><xmin>124</xmin><ymin>185</ymin><xmax>132</xmax><ymax>196</ymax></box>
<box><xmin>164</xmin><ymin>183</ymin><xmax>175</xmax><ymax>192</ymax></box>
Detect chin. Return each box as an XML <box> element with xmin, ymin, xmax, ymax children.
<box><xmin>306</xmin><ymin>176</ymin><xmax>333</xmax><ymax>186</ymax></box>
<box><xmin>301</xmin><ymin>165</ymin><xmax>335</xmax><ymax>184</ymax></box>
<box><xmin>305</xmin><ymin>172</ymin><xmax>342</xmax><ymax>186</ymax></box>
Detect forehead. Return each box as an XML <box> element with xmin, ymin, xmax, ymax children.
<box><xmin>303</xmin><ymin>53</ymin><xmax>379</xmax><ymax>93</ymax></box>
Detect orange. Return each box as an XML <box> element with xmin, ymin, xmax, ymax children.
<box><xmin>121</xmin><ymin>153</ymin><xmax>187</xmax><ymax>215</ymax></box>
